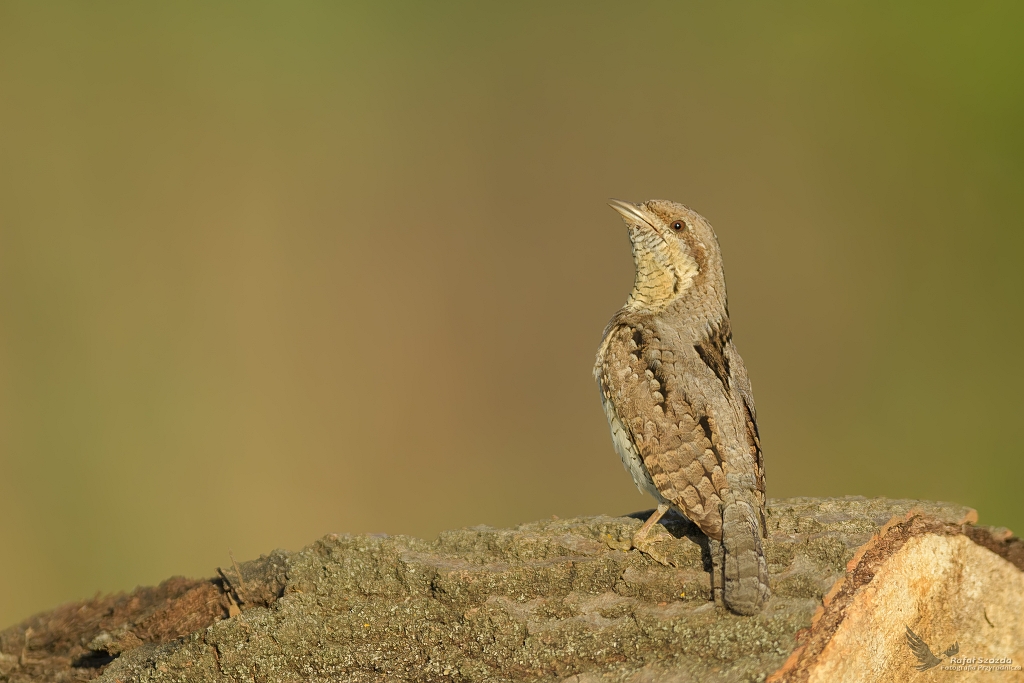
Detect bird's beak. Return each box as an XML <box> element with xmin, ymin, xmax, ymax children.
<box><xmin>608</xmin><ymin>199</ymin><xmax>654</xmax><ymax>228</ymax></box>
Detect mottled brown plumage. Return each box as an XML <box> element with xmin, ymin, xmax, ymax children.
<box><xmin>595</xmin><ymin>199</ymin><xmax>769</xmax><ymax>615</ymax></box>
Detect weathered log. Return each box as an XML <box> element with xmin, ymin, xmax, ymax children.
<box><xmin>1</xmin><ymin>497</ymin><xmax>1021</xmax><ymax>683</ymax></box>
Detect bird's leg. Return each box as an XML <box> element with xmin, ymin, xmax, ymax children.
<box><xmin>634</xmin><ymin>503</ymin><xmax>670</xmax><ymax>540</ymax></box>
<box><xmin>631</xmin><ymin>503</ymin><xmax>672</xmax><ymax>566</ymax></box>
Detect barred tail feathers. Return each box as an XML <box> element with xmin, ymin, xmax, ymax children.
<box><xmin>713</xmin><ymin>496</ymin><xmax>770</xmax><ymax>615</ymax></box>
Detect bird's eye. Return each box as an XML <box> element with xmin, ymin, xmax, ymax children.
<box><xmin>672</xmin><ymin>221</ymin><xmax>684</xmax><ymax>231</ymax></box>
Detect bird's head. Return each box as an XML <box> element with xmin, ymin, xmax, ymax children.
<box><xmin>608</xmin><ymin>199</ymin><xmax>724</xmax><ymax>313</ymax></box>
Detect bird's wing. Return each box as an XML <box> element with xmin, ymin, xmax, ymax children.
<box><xmin>597</xmin><ymin>322</ymin><xmax>726</xmax><ymax>539</ymax></box>
<box><xmin>726</xmin><ymin>342</ymin><xmax>767</xmax><ymax>534</ymax></box>
<box><xmin>905</xmin><ymin>627</ymin><xmax>942</xmax><ymax>670</ymax></box>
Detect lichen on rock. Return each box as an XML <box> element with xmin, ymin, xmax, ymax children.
<box><xmin>1</xmin><ymin>497</ymin><xmax>1016</xmax><ymax>683</ymax></box>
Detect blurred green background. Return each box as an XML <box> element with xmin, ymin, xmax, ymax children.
<box><xmin>1</xmin><ymin>2</ymin><xmax>1022</xmax><ymax>628</ymax></box>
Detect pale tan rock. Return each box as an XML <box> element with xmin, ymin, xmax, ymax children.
<box><xmin>809</xmin><ymin>535</ymin><xmax>1024</xmax><ymax>682</ymax></box>
<box><xmin>771</xmin><ymin>514</ymin><xmax>1024</xmax><ymax>683</ymax></box>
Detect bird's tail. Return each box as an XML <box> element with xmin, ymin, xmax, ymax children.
<box><xmin>711</xmin><ymin>494</ymin><xmax>770</xmax><ymax>615</ymax></box>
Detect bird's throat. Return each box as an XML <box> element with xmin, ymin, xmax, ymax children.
<box><xmin>626</xmin><ymin>248</ymin><xmax>698</xmax><ymax>312</ymax></box>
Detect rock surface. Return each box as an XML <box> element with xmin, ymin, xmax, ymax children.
<box><xmin>1</xmin><ymin>497</ymin><xmax>1020</xmax><ymax>683</ymax></box>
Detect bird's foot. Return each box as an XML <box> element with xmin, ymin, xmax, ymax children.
<box><xmin>631</xmin><ymin>503</ymin><xmax>675</xmax><ymax>566</ymax></box>
<box><xmin>631</xmin><ymin>528</ymin><xmax>676</xmax><ymax>566</ymax></box>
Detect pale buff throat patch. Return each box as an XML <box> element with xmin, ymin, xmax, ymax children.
<box><xmin>626</xmin><ymin>230</ymin><xmax>698</xmax><ymax>313</ymax></box>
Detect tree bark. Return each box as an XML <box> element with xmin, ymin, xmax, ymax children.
<box><xmin>1</xmin><ymin>497</ymin><xmax>1021</xmax><ymax>683</ymax></box>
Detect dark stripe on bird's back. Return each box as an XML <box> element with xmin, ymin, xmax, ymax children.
<box><xmin>694</xmin><ymin>318</ymin><xmax>732</xmax><ymax>389</ymax></box>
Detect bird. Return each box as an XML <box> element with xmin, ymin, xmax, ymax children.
<box><xmin>594</xmin><ymin>199</ymin><xmax>770</xmax><ymax>615</ymax></box>
<box><xmin>905</xmin><ymin>626</ymin><xmax>959</xmax><ymax>671</ymax></box>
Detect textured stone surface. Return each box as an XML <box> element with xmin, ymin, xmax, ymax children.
<box><xmin>770</xmin><ymin>514</ymin><xmax>1024</xmax><ymax>683</ymax></box>
<box><xmin>1</xmin><ymin>497</ymin><xmax>1016</xmax><ymax>683</ymax></box>
<box><xmin>808</xmin><ymin>534</ymin><xmax>1024</xmax><ymax>682</ymax></box>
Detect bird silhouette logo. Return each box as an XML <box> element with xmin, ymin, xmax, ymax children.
<box><xmin>905</xmin><ymin>626</ymin><xmax>960</xmax><ymax>671</ymax></box>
